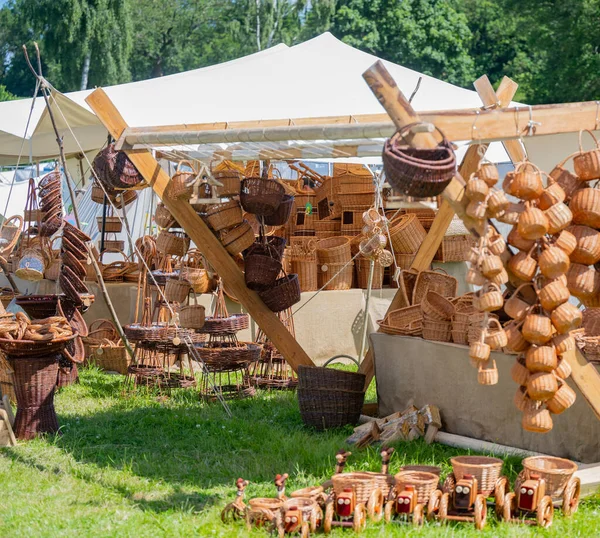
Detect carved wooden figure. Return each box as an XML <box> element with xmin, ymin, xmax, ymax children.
<box><xmin>221</xmin><ymin>478</ymin><xmax>249</xmax><ymax>523</ymax></box>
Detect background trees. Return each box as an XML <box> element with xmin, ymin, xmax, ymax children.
<box><xmin>0</xmin><ymin>0</ymin><xmax>598</xmax><ymax>104</ymax></box>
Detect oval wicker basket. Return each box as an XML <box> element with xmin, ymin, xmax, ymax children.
<box><xmin>206</xmin><ymin>200</ymin><xmax>243</xmax><ymax>232</ymax></box>
<box><xmin>240</xmin><ymin>177</ymin><xmax>285</xmax><ymax>216</ymax></box>
<box><xmin>450</xmin><ymin>456</ymin><xmax>503</xmax><ymax>497</ymax></box>
<box><xmin>258</xmin><ymin>274</ymin><xmax>301</xmax><ymax>312</ymax></box>
<box><xmin>315</xmin><ymin>236</ymin><xmax>351</xmax><ymax>264</ymax></box>
<box><xmin>220</xmin><ymin>221</ymin><xmax>255</xmax><ymax>256</ymax></box>
<box><xmin>179</xmin><ymin>304</ymin><xmax>206</xmax><ymax>329</ymax></box>
<box><xmin>393</xmin><ymin>471</ymin><xmax>439</xmax><ymax>505</ymax></box>
<box><xmin>521</xmin><ymin>456</ymin><xmax>577</xmax><ymax>499</ymax></box>
<box><xmin>331</xmin><ymin>472</ymin><xmax>378</xmax><ymax>506</ymax></box>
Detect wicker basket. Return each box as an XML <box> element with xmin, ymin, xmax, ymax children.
<box><xmin>339</xmin><ymin>172</ymin><xmax>375</xmax><ymax>193</ymax></box>
<box><xmin>379</xmin><ymin>305</ymin><xmax>422</xmax><ymax>336</ymax></box>
<box><xmin>521</xmin><ymin>456</ymin><xmax>578</xmax><ymax>500</ymax></box>
<box><xmin>394</xmin><ymin>252</ymin><xmax>416</xmax><ymax>271</ymax></box>
<box><xmin>240</xmin><ymin>177</ymin><xmax>285</xmax><ymax>216</ymax></box>
<box><xmin>181</xmin><ymin>267</ymin><xmax>211</xmax><ymax>294</ymax></box>
<box><xmin>434</xmin><ymin>234</ymin><xmax>476</xmax><ymax>263</ymax></box>
<box><xmin>179</xmin><ymin>304</ymin><xmax>206</xmax><ymax>329</ymax></box>
<box><xmin>220</xmin><ymin>221</ymin><xmax>255</xmax><ymax>256</ymax></box>
<box><xmin>422</xmin><ymin>318</ymin><xmax>451</xmax><ymax>342</ymax></box>
<box><xmin>258</xmin><ymin>274</ymin><xmax>301</xmax><ymax>312</ymax></box>
<box><xmin>96</xmin><ymin>216</ymin><xmax>122</xmax><ymax>233</ymax></box>
<box><xmin>394</xmin><ymin>471</ymin><xmax>439</xmax><ymax>505</ymax></box>
<box><xmin>356</xmin><ymin>257</ymin><xmax>383</xmax><ymax>289</ymax></box>
<box><xmin>389</xmin><ymin>214</ymin><xmax>427</xmax><ymax>254</ymax></box>
<box><xmin>316</xmin><ymin>236</ymin><xmax>351</xmax><ymax>264</ymax></box>
<box><xmin>213</xmin><ymin>169</ymin><xmax>242</xmax><ymax>198</ymax></box>
<box><xmin>340</xmin><ymin>207</ymin><xmax>368</xmax><ymax>234</ymax></box>
<box><xmin>165</xmin><ymin>278</ymin><xmax>191</xmax><ymax>303</ymax></box>
<box><xmin>318</xmin><ymin>262</ymin><xmax>354</xmax><ymax>290</ymax></box>
<box><xmin>155</xmin><ymin>203</ymin><xmax>177</xmax><ymax>228</ymax></box>
<box><xmin>89</xmin><ymin>342</ymin><xmax>130</xmax><ymax>375</ymax></box>
<box><xmin>264</xmin><ymin>194</ymin><xmax>294</xmax><ymax>226</ymax></box>
<box><xmin>338</xmin><ymin>192</ymin><xmax>375</xmax><ymax>209</ymax></box>
<box><xmin>244</xmin><ymin>253</ymin><xmax>282</xmax><ymax>291</ymax></box>
<box><xmin>298</xmin><ymin>365</ymin><xmax>365</xmax><ymax>430</ymax></box>
<box><xmin>331</xmin><ymin>473</ymin><xmax>378</xmax><ymax>505</ymax></box>
<box><xmin>412</xmin><ymin>269</ymin><xmax>458</xmax><ymax>304</ymax></box>
<box><xmin>421</xmin><ymin>291</ymin><xmax>455</xmax><ymax>321</ymax></box>
<box><xmin>156</xmin><ymin>231</ymin><xmax>190</xmax><ymax>257</ymax></box>
<box><xmin>292</xmin><ymin>257</ymin><xmax>318</xmax><ymax>292</ymax></box>
<box><xmin>450</xmin><ymin>456</ymin><xmax>503</xmax><ymax>497</ymax></box>
<box><xmin>206</xmin><ymin>200</ymin><xmax>243</xmax><ymax>232</ymax></box>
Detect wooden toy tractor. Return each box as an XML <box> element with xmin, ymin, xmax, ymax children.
<box><xmin>501</xmin><ymin>474</ymin><xmax>554</xmax><ymax>527</ymax></box>
<box><xmin>323</xmin><ymin>473</ymin><xmax>383</xmax><ymax>534</ymax></box>
<box><xmin>385</xmin><ymin>471</ymin><xmax>439</xmax><ymax>526</ymax></box>
<box><xmin>430</xmin><ymin>474</ymin><xmax>488</xmax><ymax>530</ymax></box>
<box><xmin>245</xmin><ymin>473</ymin><xmax>289</xmax><ymax>531</ymax></box>
<box><xmin>276</xmin><ymin>498</ymin><xmax>323</xmax><ymax>537</ymax></box>
<box><xmin>221</xmin><ymin>478</ymin><xmax>249</xmax><ymax>523</ymax></box>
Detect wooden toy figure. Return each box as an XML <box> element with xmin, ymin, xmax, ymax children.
<box><xmin>380</xmin><ymin>446</ymin><xmax>395</xmax><ymax>474</ymax></box>
<box><xmin>501</xmin><ymin>474</ymin><xmax>554</xmax><ymax>527</ymax></box>
<box><xmin>434</xmin><ymin>474</ymin><xmax>488</xmax><ymax>530</ymax></box>
<box><xmin>221</xmin><ymin>478</ymin><xmax>249</xmax><ymax>523</ymax></box>
<box><xmin>276</xmin><ymin>473</ymin><xmax>289</xmax><ymax>501</ymax></box>
<box><xmin>276</xmin><ymin>498</ymin><xmax>323</xmax><ymax>538</ymax></box>
<box><xmin>322</xmin><ymin>449</ymin><xmax>352</xmax><ymax>490</ymax></box>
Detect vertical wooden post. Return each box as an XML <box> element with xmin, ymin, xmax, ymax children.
<box><xmin>85</xmin><ymin>88</ymin><xmax>315</xmax><ymax>372</ymax></box>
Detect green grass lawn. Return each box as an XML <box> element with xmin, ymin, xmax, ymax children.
<box><xmin>1</xmin><ymin>366</ymin><xmax>599</xmax><ymax>537</ymax></box>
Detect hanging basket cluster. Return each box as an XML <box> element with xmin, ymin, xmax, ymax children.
<box><xmin>92</xmin><ymin>143</ymin><xmax>144</xmax><ymax>191</ymax></box>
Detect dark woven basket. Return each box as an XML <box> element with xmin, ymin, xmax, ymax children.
<box><xmin>240</xmin><ymin>177</ymin><xmax>285</xmax><ymax>216</ymax></box>
<box><xmin>264</xmin><ymin>194</ymin><xmax>294</xmax><ymax>226</ymax></box>
<box><xmin>57</xmin><ymin>363</ymin><xmax>79</xmax><ymax>388</ymax></box>
<box><xmin>382</xmin><ymin>129</ymin><xmax>456</xmax><ymax>198</ymax></box>
<box><xmin>62</xmin><ymin>249</ymin><xmax>87</xmax><ymax>279</ymax></box>
<box><xmin>244</xmin><ymin>253</ymin><xmax>282</xmax><ymax>291</ymax></box>
<box><xmin>258</xmin><ymin>274</ymin><xmax>301</xmax><ymax>312</ymax></box>
<box><xmin>63</xmin><ymin>221</ymin><xmax>91</xmax><ymax>243</ymax></box>
<box><xmin>244</xmin><ymin>236</ymin><xmax>287</xmax><ymax>260</ymax></box>
<box><xmin>10</xmin><ymin>354</ymin><xmax>60</xmax><ymax>439</ymax></box>
<box><xmin>93</xmin><ymin>143</ymin><xmax>144</xmax><ymax>189</ymax></box>
<box><xmin>297</xmin><ymin>366</ymin><xmax>366</xmax><ymax>430</ymax></box>
<box><xmin>15</xmin><ymin>294</ymin><xmax>60</xmax><ymax>318</ymax></box>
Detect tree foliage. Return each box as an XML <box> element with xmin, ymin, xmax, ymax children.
<box><xmin>0</xmin><ymin>0</ymin><xmax>598</xmax><ymax>104</ymax></box>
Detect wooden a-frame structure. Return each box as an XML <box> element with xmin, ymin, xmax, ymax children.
<box><xmin>86</xmin><ymin>61</ymin><xmax>600</xmax><ymax>421</ymax></box>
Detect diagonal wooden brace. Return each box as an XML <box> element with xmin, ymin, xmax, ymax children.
<box><xmin>85</xmin><ymin>88</ymin><xmax>315</xmax><ymax>372</ymax></box>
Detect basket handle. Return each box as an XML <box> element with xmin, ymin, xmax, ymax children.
<box><xmin>176</xmin><ymin>160</ymin><xmax>196</xmax><ymax>174</ymax></box>
<box><xmin>579</xmin><ymin>129</ymin><xmax>600</xmax><ymax>153</ymax></box>
<box><xmin>322</xmin><ymin>354</ymin><xmax>360</xmax><ymax>369</ymax></box>
<box><xmin>554</xmin><ymin>151</ymin><xmax>580</xmax><ymax>170</ymax></box>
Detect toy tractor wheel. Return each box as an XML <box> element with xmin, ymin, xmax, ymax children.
<box><xmin>442</xmin><ymin>473</ymin><xmax>456</xmax><ymax>494</ymax></box>
<box><xmin>563</xmin><ymin>477</ymin><xmax>581</xmax><ymax>516</ymax></box>
<box><xmin>367</xmin><ymin>488</ymin><xmax>384</xmax><ymax>522</ymax></box>
<box><xmin>301</xmin><ymin>521</ymin><xmax>310</xmax><ymax>538</ymax></box>
<box><xmin>537</xmin><ymin>495</ymin><xmax>554</xmax><ymax>528</ymax></box>
<box><xmin>310</xmin><ymin>506</ymin><xmax>321</xmax><ymax>532</ymax></box>
<box><xmin>502</xmin><ymin>492</ymin><xmax>516</xmax><ymax>522</ymax></box>
<box><xmin>494</xmin><ymin>476</ymin><xmax>509</xmax><ymax>517</ymax></box>
<box><xmin>474</xmin><ymin>494</ymin><xmax>487</xmax><ymax>530</ymax></box>
<box><xmin>427</xmin><ymin>489</ymin><xmax>442</xmax><ymax>520</ymax></box>
<box><xmin>384</xmin><ymin>500</ymin><xmax>394</xmax><ymax>523</ymax></box>
<box><xmin>439</xmin><ymin>492</ymin><xmax>450</xmax><ymax>522</ymax></box>
<box><xmin>413</xmin><ymin>503</ymin><xmax>425</xmax><ymax>526</ymax></box>
<box><xmin>323</xmin><ymin>499</ymin><xmax>334</xmax><ymax>534</ymax></box>
<box><xmin>353</xmin><ymin>503</ymin><xmax>367</xmax><ymax>534</ymax></box>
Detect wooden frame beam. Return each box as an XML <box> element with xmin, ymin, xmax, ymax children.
<box><xmin>85</xmin><ymin>88</ymin><xmax>315</xmax><ymax>372</ymax></box>
<box><xmin>359</xmin><ymin>61</ymin><xmax>600</xmax><ymax>421</ymax></box>
<box><xmin>115</xmin><ymin>100</ymin><xmax>600</xmax><ymax>149</ymax></box>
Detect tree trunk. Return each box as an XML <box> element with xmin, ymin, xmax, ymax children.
<box><xmin>80</xmin><ymin>52</ymin><xmax>91</xmax><ymax>91</ymax></box>
<box><xmin>255</xmin><ymin>0</ymin><xmax>261</xmax><ymax>51</ymax></box>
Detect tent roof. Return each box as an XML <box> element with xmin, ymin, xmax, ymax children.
<box><xmin>0</xmin><ymin>33</ymin><xmax>510</xmax><ymax>165</ymax></box>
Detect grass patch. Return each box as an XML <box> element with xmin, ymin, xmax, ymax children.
<box><xmin>0</xmin><ymin>366</ymin><xmax>598</xmax><ymax>537</ymax></box>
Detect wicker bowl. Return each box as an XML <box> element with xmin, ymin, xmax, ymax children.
<box><xmin>522</xmin><ymin>456</ymin><xmax>578</xmax><ymax>499</ymax></box>
<box><xmin>450</xmin><ymin>456</ymin><xmax>503</xmax><ymax>496</ymax></box>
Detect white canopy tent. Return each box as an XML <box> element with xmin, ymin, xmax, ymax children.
<box><xmin>0</xmin><ymin>32</ymin><xmax>512</xmax><ymax>166</ymax></box>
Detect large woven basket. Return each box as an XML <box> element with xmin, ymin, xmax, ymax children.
<box><xmin>450</xmin><ymin>456</ymin><xmax>503</xmax><ymax>497</ymax></box>
<box><xmin>264</xmin><ymin>194</ymin><xmax>294</xmax><ymax>226</ymax></box>
<box><xmin>240</xmin><ymin>177</ymin><xmax>285</xmax><ymax>216</ymax></box>
<box><xmin>331</xmin><ymin>473</ymin><xmax>378</xmax><ymax>505</ymax></box>
<box><xmin>389</xmin><ymin>214</ymin><xmax>427</xmax><ymax>254</ymax></box>
<box><xmin>292</xmin><ymin>258</ymin><xmax>318</xmax><ymax>292</ymax></box>
<box><xmin>89</xmin><ymin>342</ymin><xmax>130</xmax><ymax>375</ymax></box>
<box><xmin>394</xmin><ymin>471</ymin><xmax>439</xmax><ymax>504</ymax></box>
<box><xmin>213</xmin><ymin>169</ymin><xmax>242</xmax><ymax>197</ymax></box>
<box><xmin>316</xmin><ymin>236</ymin><xmax>351</xmax><ymax>264</ymax></box>
<box><xmin>244</xmin><ymin>253</ymin><xmax>282</xmax><ymax>291</ymax></box>
<box><xmin>297</xmin><ymin>365</ymin><xmax>365</xmax><ymax>430</ymax></box>
<box><xmin>220</xmin><ymin>221</ymin><xmax>255</xmax><ymax>256</ymax></box>
<box><xmin>318</xmin><ymin>262</ymin><xmax>354</xmax><ymax>290</ymax></box>
<box><xmin>156</xmin><ymin>230</ymin><xmax>190</xmax><ymax>257</ymax></box>
<box><xmin>522</xmin><ymin>456</ymin><xmax>578</xmax><ymax>500</ymax></box>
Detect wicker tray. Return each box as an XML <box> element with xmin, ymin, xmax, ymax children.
<box><xmin>199</xmin><ymin>313</ymin><xmax>250</xmax><ymax>334</ymax></box>
<box><xmin>0</xmin><ymin>333</ymin><xmax>77</xmax><ymax>358</ymax></box>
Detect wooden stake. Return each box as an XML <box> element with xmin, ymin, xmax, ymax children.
<box><xmin>85</xmin><ymin>89</ymin><xmax>315</xmax><ymax>372</ymax></box>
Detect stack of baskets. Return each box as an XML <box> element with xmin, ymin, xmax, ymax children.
<box><xmin>420</xmin><ymin>291</ymin><xmax>455</xmax><ymax>342</ymax></box>
<box><xmin>316</xmin><ymin>236</ymin><xmax>353</xmax><ymax>290</ymax></box>
<box><xmin>206</xmin><ymin>199</ymin><xmax>253</xmax><ymax>256</ymax></box>
<box><xmin>292</xmin><ymin>190</ymin><xmax>317</xmax><ymax>236</ymax></box>
<box><xmin>433</xmin><ymin>216</ymin><xmax>477</xmax><ymax>263</ymax></box>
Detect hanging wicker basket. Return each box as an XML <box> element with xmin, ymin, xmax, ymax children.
<box><xmin>156</xmin><ymin>230</ymin><xmax>190</xmax><ymax>257</ymax></box>
<box><xmin>179</xmin><ymin>304</ymin><xmax>206</xmax><ymax>329</ymax></box>
<box><xmin>240</xmin><ymin>177</ymin><xmax>285</xmax><ymax>216</ymax></box>
<box><xmin>244</xmin><ymin>253</ymin><xmax>282</xmax><ymax>291</ymax></box>
<box><xmin>263</xmin><ymin>194</ymin><xmax>294</xmax><ymax>226</ymax></box>
<box><xmin>206</xmin><ymin>199</ymin><xmax>243</xmax><ymax>232</ymax></box>
<box><xmin>258</xmin><ymin>274</ymin><xmax>301</xmax><ymax>312</ymax></box>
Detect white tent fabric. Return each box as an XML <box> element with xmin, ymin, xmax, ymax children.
<box><xmin>0</xmin><ymin>33</ymin><xmax>511</xmax><ymax>166</ymax></box>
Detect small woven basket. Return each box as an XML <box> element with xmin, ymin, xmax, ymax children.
<box><xmin>331</xmin><ymin>473</ymin><xmax>378</xmax><ymax>505</ymax></box>
<box><xmin>394</xmin><ymin>471</ymin><xmax>439</xmax><ymax>505</ymax></box>
<box><xmin>90</xmin><ymin>342</ymin><xmax>130</xmax><ymax>375</ymax></box>
<box><xmin>96</xmin><ymin>216</ymin><xmax>122</xmax><ymax>233</ymax></box>
<box><xmin>156</xmin><ymin>231</ymin><xmax>190</xmax><ymax>257</ymax></box>
<box><xmin>244</xmin><ymin>253</ymin><xmax>282</xmax><ymax>291</ymax></box>
<box><xmin>220</xmin><ymin>221</ymin><xmax>255</xmax><ymax>256</ymax></box>
<box><xmin>206</xmin><ymin>200</ymin><xmax>243</xmax><ymax>232</ymax></box>
<box><xmin>179</xmin><ymin>304</ymin><xmax>206</xmax><ymax>329</ymax></box>
<box><xmin>522</xmin><ymin>456</ymin><xmax>578</xmax><ymax>500</ymax></box>
<box><xmin>450</xmin><ymin>456</ymin><xmax>503</xmax><ymax>497</ymax></box>
<box><xmin>258</xmin><ymin>274</ymin><xmax>301</xmax><ymax>312</ymax></box>
<box><xmin>316</xmin><ymin>236</ymin><xmax>351</xmax><ymax>264</ymax></box>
